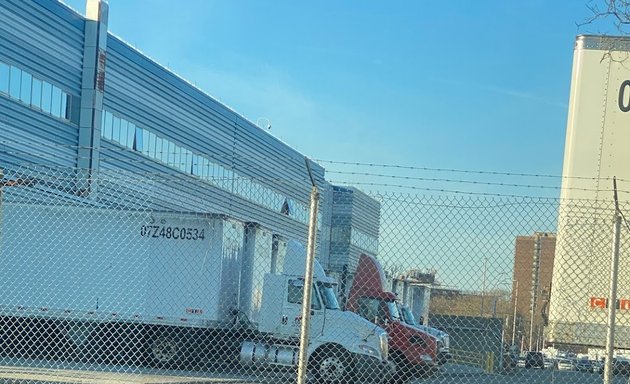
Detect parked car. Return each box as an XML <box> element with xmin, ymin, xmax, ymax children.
<box><xmin>556</xmin><ymin>358</ymin><xmax>575</xmax><ymax>371</ymax></box>
<box><xmin>525</xmin><ymin>351</ymin><xmax>545</xmax><ymax>369</ymax></box>
<box><xmin>574</xmin><ymin>358</ymin><xmax>593</xmax><ymax>372</ymax></box>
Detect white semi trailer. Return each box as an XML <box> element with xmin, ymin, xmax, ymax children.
<box><xmin>0</xmin><ymin>190</ymin><xmax>389</xmax><ymax>382</ymax></box>
<box><xmin>548</xmin><ymin>35</ymin><xmax>630</xmax><ymax>349</ymax></box>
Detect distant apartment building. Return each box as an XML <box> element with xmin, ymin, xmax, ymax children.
<box><xmin>512</xmin><ymin>232</ymin><xmax>556</xmax><ymax>351</ymax></box>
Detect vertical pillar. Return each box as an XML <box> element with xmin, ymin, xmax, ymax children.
<box><xmin>402</xmin><ymin>280</ymin><xmax>409</xmax><ymax>304</ymax></box>
<box><xmin>391</xmin><ymin>278</ymin><xmax>398</xmax><ymax>296</ymax></box>
<box><xmin>0</xmin><ymin>169</ymin><xmax>3</xmax><ymax>253</ymax></box>
<box><xmin>270</xmin><ymin>233</ymin><xmax>280</xmax><ymax>274</ymax></box>
<box><xmin>529</xmin><ymin>233</ymin><xmax>541</xmax><ymax>350</ymax></box>
<box><xmin>339</xmin><ymin>264</ymin><xmax>349</xmax><ymax>309</ymax></box>
<box><xmin>424</xmin><ymin>286</ymin><xmax>432</xmax><ymax>325</ymax></box>
<box><xmin>76</xmin><ymin>0</ymin><xmax>108</xmax><ymax>196</ymax></box>
<box><xmin>239</xmin><ymin>223</ymin><xmax>257</xmax><ymax>317</ymax></box>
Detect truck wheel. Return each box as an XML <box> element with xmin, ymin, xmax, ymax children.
<box><xmin>313</xmin><ymin>348</ymin><xmax>352</xmax><ymax>383</ymax></box>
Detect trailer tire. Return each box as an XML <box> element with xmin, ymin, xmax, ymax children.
<box><xmin>147</xmin><ymin>328</ymin><xmax>188</xmax><ymax>368</ymax></box>
<box><xmin>312</xmin><ymin>346</ymin><xmax>353</xmax><ymax>383</ymax></box>
<box><xmin>58</xmin><ymin>320</ymin><xmax>96</xmax><ymax>361</ymax></box>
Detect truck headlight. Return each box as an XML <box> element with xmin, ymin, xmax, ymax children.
<box><xmin>379</xmin><ymin>332</ymin><xmax>389</xmax><ymax>362</ymax></box>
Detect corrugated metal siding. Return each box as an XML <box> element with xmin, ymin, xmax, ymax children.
<box><xmin>0</xmin><ymin>0</ymin><xmax>83</xmax><ymax>95</ymax></box>
<box><xmin>1</xmin><ymin>100</ymin><xmax>78</xmax><ymax>168</ymax></box>
<box><xmin>98</xmin><ymin>141</ymin><xmax>309</xmax><ymax>242</ymax></box>
<box><xmin>328</xmin><ymin>186</ymin><xmax>353</xmax><ymax>271</ymax></box>
<box><xmin>0</xmin><ymin>0</ymin><xmax>84</xmax><ymax>167</ymax></box>
<box><xmin>102</xmin><ymin>34</ymin><xmax>325</xmax><ymax>240</ymax></box>
<box><xmin>104</xmin><ymin>36</ymin><xmax>326</xmax><ymax>198</ymax></box>
<box><xmin>348</xmin><ymin>187</ymin><xmax>380</xmax><ymax>237</ymax></box>
<box><xmin>232</xmin><ymin>117</ymin><xmax>326</xmax><ymax>205</ymax></box>
<box><xmin>317</xmin><ymin>183</ymin><xmax>334</xmax><ymax>269</ymax></box>
<box><xmin>103</xmin><ymin>39</ymin><xmax>237</xmax><ymax>165</ymax></box>
<box><xmin>328</xmin><ymin>185</ymin><xmax>381</xmax><ymax>272</ymax></box>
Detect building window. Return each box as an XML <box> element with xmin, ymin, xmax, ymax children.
<box><xmin>0</xmin><ymin>62</ymin><xmax>9</xmax><ymax>94</ymax></box>
<box><xmin>9</xmin><ymin>66</ymin><xmax>20</xmax><ymax>98</ymax></box>
<box><xmin>0</xmin><ymin>61</ymin><xmax>74</xmax><ymax>122</ymax></box>
<box><xmin>100</xmin><ymin>108</ymin><xmax>315</xmax><ymax>225</ymax></box>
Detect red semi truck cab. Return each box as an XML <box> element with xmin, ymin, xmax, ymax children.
<box><xmin>346</xmin><ymin>254</ymin><xmax>438</xmax><ymax>378</ymax></box>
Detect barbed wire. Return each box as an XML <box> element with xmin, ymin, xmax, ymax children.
<box><xmin>4</xmin><ymin>140</ymin><xmax>630</xmax><ymax>199</ymax></box>
<box><xmin>327</xmin><ymin>170</ymin><xmax>624</xmax><ymax>193</ymax></box>
<box><xmin>331</xmin><ymin>181</ymin><xmax>630</xmax><ymax>200</ymax></box>
<box><xmin>3</xmin><ymin>139</ymin><xmax>630</xmax><ymax>183</ymax></box>
<box><xmin>318</xmin><ymin>159</ymin><xmax>630</xmax><ymax>183</ymax></box>
<box><xmin>3</xmin><ymin>162</ymin><xmax>630</xmax><ymax>201</ymax></box>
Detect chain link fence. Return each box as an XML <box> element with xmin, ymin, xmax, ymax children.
<box><xmin>0</xmin><ymin>164</ymin><xmax>627</xmax><ymax>384</ymax></box>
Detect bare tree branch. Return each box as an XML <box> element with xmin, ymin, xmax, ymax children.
<box><xmin>580</xmin><ymin>0</ymin><xmax>630</xmax><ymax>33</ymax></box>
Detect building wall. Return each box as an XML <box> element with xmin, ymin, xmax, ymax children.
<box><xmin>512</xmin><ymin>232</ymin><xmax>556</xmax><ymax>350</ymax></box>
<box><xmin>328</xmin><ymin>186</ymin><xmax>380</xmax><ymax>273</ymax></box>
<box><xmin>0</xmin><ymin>0</ymin><xmax>84</xmax><ymax>168</ymax></box>
<box><xmin>0</xmin><ymin>0</ymin><xmax>328</xmax><ymax>246</ymax></box>
<box><xmin>326</xmin><ymin>185</ymin><xmax>381</xmax><ymax>305</ymax></box>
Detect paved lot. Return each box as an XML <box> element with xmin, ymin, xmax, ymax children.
<box><xmin>414</xmin><ymin>366</ymin><xmax>628</xmax><ymax>384</ymax></box>
<box><xmin>0</xmin><ymin>359</ymin><xmax>263</xmax><ymax>384</ymax></box>
<box><xmin>0</xmin><ymin>360</ymin><xmax>627</xmax><ymax>384</ymax></box>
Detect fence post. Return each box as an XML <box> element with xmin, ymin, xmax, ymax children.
<box><xmin>296</xmin><ymin>159</ymin><xmax>319</xmax><ymax>384</ymax></box>
<box><xmin>485</xmin><ymin>351</ymin><xmax>494</xmax><ymax>373</ymax></box>
<box><xmin>604</xmin><ymin>177</ymin><xmax>622</xmax><ymax>384</ymax></box>
<box><xmin>0</xmin><ymin>168</ymin><xmax>3</xmax><ymax>253</ymax></box>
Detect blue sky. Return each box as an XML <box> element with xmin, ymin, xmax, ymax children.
<box><xmin>63</xmin><ymin>0</ymin><xmax>611</xmax><ymax>196</ymax></box>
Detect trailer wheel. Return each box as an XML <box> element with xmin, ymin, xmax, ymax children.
<box><xmin>312</xmin><ymin>347</ymin><xmax>352</xmax><ymax>383</ymax></box>
<box><xmin>59</xmin><ymin>321</ymin><xmax>95</xmax><ymax>361</ymax></box>
<box><xmin>147</xmin><ymin>329</ymin><xmax>187</xmax><ymax>368</ymax></box>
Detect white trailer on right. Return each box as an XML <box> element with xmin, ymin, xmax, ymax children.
<box><xmin>547</xmin><ymin>35</ymin><xmax>630</xmax><ymax>349</ymax></box>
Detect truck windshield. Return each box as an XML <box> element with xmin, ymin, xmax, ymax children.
<box><xmin>317</xmin><ymin>282</ymin><xmax>340</xmax><ymax>310</ymax></box>
<box><xmin>399</xmin><ymin>304</ymin><xmax>417</xmax><ymax>326</ymax></box>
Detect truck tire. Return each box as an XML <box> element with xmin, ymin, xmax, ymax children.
<box><xmin>312</xmin><ymin>346</ymin><xmax>353</xmax><ymax>383</ymax></box>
